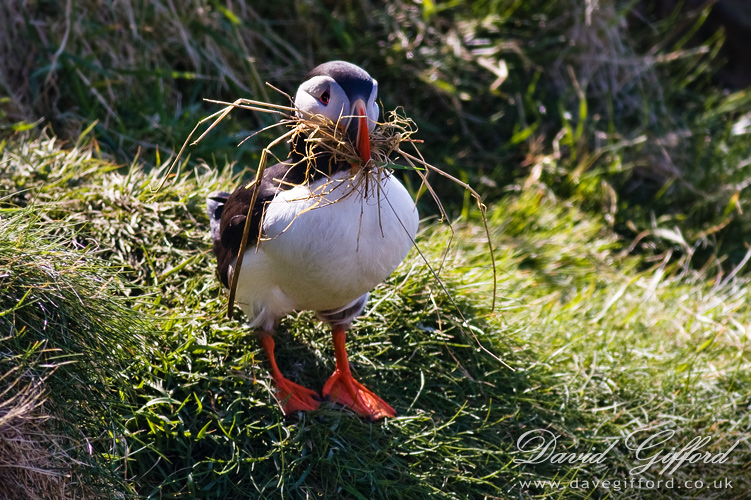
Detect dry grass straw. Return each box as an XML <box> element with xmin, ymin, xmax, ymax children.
<box><xmin>163</xmin><ymin>87</ymin><xmax>500</xmax><ymax>362</ymax></box>
<box><xmin>0</xmin><ymin>366</ymin><xmax>82</xmax><ymax>500</ymax></box>
<box><xmin>0</xmin><ymin>0</ymin><xmax>285</xmax><ymax>133</ymax></box>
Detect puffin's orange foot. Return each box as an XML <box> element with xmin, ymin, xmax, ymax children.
<box><xmin>322</xmin><ymin>369</ymin><xmax>396</xmax><ymax>421</ymax></box>
<box><xmin>273</xmin><ymin>377</ymin><xmax>321</xmax><ymax>415</ymax></box>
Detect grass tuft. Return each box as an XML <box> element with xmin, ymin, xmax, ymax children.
<box><xmin>0</xmin><ymin>206</ymin><xmax>157</xmax><ymax>499</ymax></box>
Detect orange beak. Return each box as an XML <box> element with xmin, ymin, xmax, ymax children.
<box><xmin>355</xmin><ymin>105</ymin><xmax>371</xmax><ymax>165</ymax></box>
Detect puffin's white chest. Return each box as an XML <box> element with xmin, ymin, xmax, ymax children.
<box><xmin>256</xmin><ymin>169</ymin><xmax>418</xmax><ymax>312</ymax></box>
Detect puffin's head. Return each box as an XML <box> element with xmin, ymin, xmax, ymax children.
<box><xmin>294</xmin><ymin>61</ymin><xmax>379</xmax><ymax>164</ymax></box>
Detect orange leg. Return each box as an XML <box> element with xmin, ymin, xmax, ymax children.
<box><xmin>322</xmin><ymin>325</ymin><xmax>396</xmax><ymax>421</ymax></box>
<box><xmin>258</xmin><ymin>333</ymin><xmax>320</xmax><ymax>415</ymax></box>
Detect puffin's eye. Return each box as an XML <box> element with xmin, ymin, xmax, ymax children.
<box><xmin>319</xmin><ymin>90</ymin><xmax>330</xmax><ymax>105</ymax></box>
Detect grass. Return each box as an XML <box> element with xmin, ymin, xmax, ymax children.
<box><xmin>2</xmin><ymin>0</ymin><xmax>751</xmax><ymax>498</ymax></box>
<box><xmin>0</xmin><ymin>206</ymin><xmax>156</xmax><ymax>499</ymax></box>
<box><xmin>2</xmin><ymin>132</ymin><xmax>750</xmax><ymax>499</ymax></box>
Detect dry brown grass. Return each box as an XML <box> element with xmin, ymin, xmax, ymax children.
<box><xmin>0</xmin><ymin>0</ymin><xmax>300</xmax><ymax>137</ymax></box>
<box><xmin>0</xmin><ymin>366</ymin><xmax>91</xmax><ymax>500</ymax></box>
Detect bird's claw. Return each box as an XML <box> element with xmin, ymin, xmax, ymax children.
<box><xmin>322</xmin><ymin>369</ymin><xmax>396</xmax><ymax>421</ymax></box>
<box><xmin>274</xmin><ymin>378</ymin><xmax>321</xmax><ymax>415</ymax></box>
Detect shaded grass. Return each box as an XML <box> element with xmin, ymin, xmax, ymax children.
<box><xmin>2</xmin><ymin>132</ymin><xmax>750</xmax><ymax>498</ymax></box>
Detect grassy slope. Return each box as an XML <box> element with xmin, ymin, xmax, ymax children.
<box><xmin>2</xmin><ymin>0</ymin><xmax>751</xmax><ymax>498</ymax></box>
<box><xmin>0</xmin><ymin>154</ymin><xmax>157</xmax><ymax>498</ymax></box>
<box><xmin>2</xmin><ymin>133</ymin><xmax>749</xmax><ymax>499</ymax></box>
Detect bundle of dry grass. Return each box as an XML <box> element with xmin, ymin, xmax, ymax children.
<box><xmin>187</xmin><ymin>97</ymin><xmax>425</xmax><ymax>180</ymax></box>
<box><xmin>0</xmin><ymin>367</ymin><xmax>85</xmax><ymax>500</ymax></box>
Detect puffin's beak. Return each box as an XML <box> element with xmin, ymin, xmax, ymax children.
<box><xmin>350</xmin><ymin>100</ymin><xmax>371</xmax><ymax>165</ymax></box>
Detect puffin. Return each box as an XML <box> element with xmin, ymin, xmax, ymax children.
<box><xmin>207</xmin><ymin>61</ymin><xmax>419</xmax><ymax>420</ymax></box>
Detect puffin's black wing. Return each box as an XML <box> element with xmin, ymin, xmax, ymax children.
<box><xmin>207</xmin><ymin>126</ymin><xmax>353</xmax><ymax>287</ymax></box>
<box><xmin>208</xmin><ymin>160</ymin><xmax>308</xmax><ymax>287</ymax></box>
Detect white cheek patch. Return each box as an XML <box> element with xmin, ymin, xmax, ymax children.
<box><xmin>294</xmin><ymin>90</ymin><xmax>323</xmax><ymax>119</ymax></box>
<box><xmin>324</xmin><ymin>83</ymin><xmax>350</xmax><ymax>125</ymax></box>
<box><xmin>366</xmin><ymin>80</ymin><xmax>379</xmax><ymax>133</ymax></box>
<box><xmin>367</xmin><ymin>101</ymin><xmax>379</xmax><ymax>133</ymax></box>
<box><xmin>295</xmin><ymin>77</ymin><xmax>350</xmax><ymax>126</ymax></box>
<box><xmin>295</xmin><ymin>74</ymin><xmax>381</xmax><ymax>136</ymax></box>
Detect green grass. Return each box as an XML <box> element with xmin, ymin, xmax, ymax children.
<box><xmin>0</xmin><ymin>207</ymin><xmax>156</xmax><ymax>499</ymax></box>
<box><xmin>2</xmin><ymin>133</ymin><xmax>749</xmax><ymax>499</ymax></box>
<box><xmin>2</xmin><ymin>0</ymin><xmax>751</xmax><ymax>498</ymax></box>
